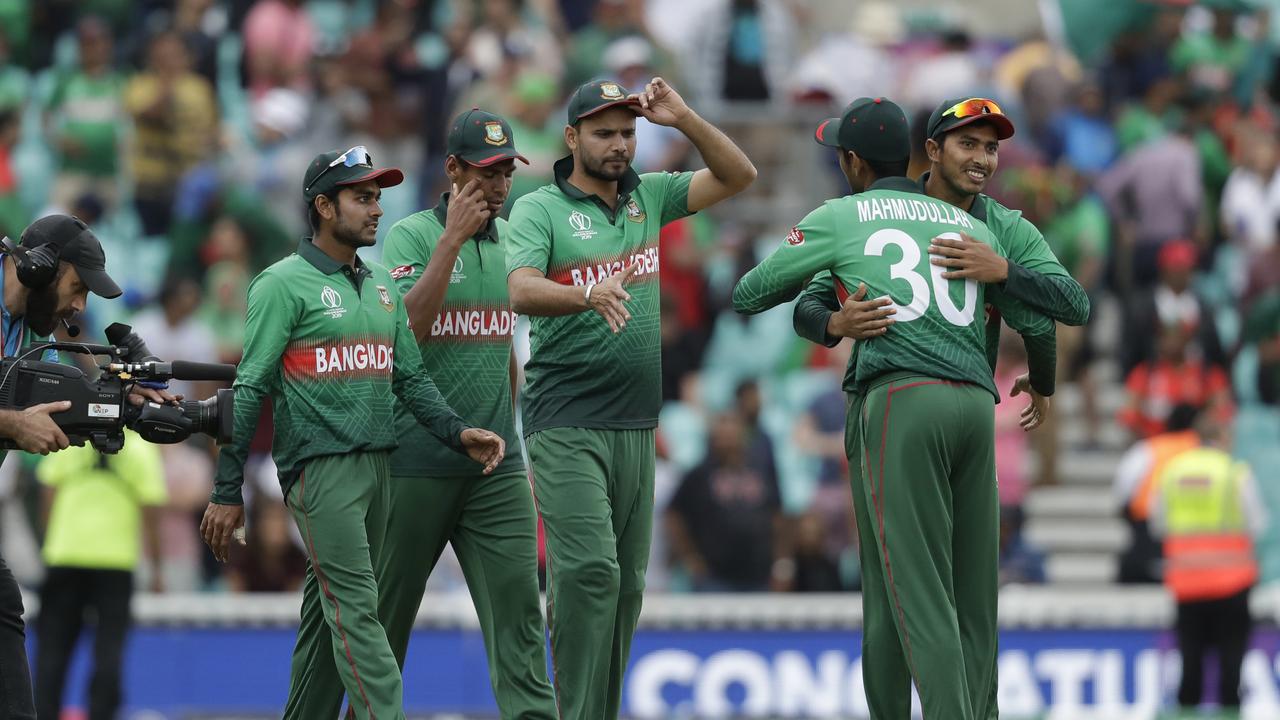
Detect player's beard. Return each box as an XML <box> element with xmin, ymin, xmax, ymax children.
<box><xmin>582</xmin><ymin>151</ymin><xmax>631</xmax><ymax>182</ymax></box>
<box><xmin>331</xmin><ymin>206</ymin><xmax>377</xmax><ymax>249</ymax></box>
<box><xmin>25</xmin><ymin>280</ymin><xmax>62</xmax><ymax>337</ymax></box>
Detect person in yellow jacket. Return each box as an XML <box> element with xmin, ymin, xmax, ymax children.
<box><xmin>1150</xmin><ymin>416</ymin><xmax>1267</xmax><ymax>715</ymax></box>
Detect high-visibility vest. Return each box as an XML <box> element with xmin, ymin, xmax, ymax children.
<box><xmin>1129</xmin><ymin>430</ymin><xmax>1201</xmax><ymax>521</ymax></box>
<box><xmin>1159</xmin><ymin>448</ymin><xmax>1258</xmax><ymax>602</ymax></box>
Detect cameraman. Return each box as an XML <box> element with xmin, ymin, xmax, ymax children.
<box><xmin>0</xmin><ymin>214</ymin><xmax>169</xmax><ymax>719</ymax></box>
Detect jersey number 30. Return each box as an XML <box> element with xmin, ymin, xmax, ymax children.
<box><xmin>865</xmin><ymin>229</ymin><xmax>977</xmax><ymax>326</ymax></box>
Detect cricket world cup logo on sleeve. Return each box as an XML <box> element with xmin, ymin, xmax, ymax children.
<box><xmin>320</xmin><ymin>285</ymin><xmax>346</xmax><ymax>319</ymax></box>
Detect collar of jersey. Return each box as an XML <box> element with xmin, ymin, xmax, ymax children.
<box><xmin>867</xmin><ymin>176</ymin><xmax>925</xmax><ymax>195</ymax></box>
<box><xmin>433</xmin><ymin>193</ymin><xmax>497</xmax><ymax>243</ymax></box>
<box><xmin>914</xmin><ymin>172</ymin><xmax>989</xmax><ymax>222</ymax></box>
<box><xmin>552</xmin><ymin>155</ymin><xmax>641</xmax><ymax>205</ymax></box>
<box><xmin>297</xmin><ymin>237</ymin><xmax>371</xmax><ymax>278</ymax></box>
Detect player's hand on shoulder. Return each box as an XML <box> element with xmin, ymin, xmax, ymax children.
<box><xmin>445</xmin><ymin>180</ymin><xmax>491</xmax><ymax>242</ymax></box>
<box><xmin>631</xmin><ymin>77</ymin><xmax>691</xmax><ymax>127</ymax></box>
<box><xmin>461</xmin><ymin>428</ymin><xmax>506</xmax><ymax>474</ymax></box>
<box><xmin>1009</xmin><ymin>373</ymin><xmax>1050</xmax><ymax>432</ymax></box>
<box><xmin>829</xmin><ymin>282</ymin><xmax>896</xmax><ymax>340</ymax></box>
<box><xmin>199</xmin><ymin>501</ymin><xmax>246</xmax><ymax>563</ymax></box>
<box><xmin>587</xmin><ymin>261</ymin><xmax>639</xmax><ymax>334</ymax></box>
<box><xmin>15</xmin><ymin>401</ymin><xmax>71</xmax><ymax>455</ymax></box>
<box><xmin>929</xmin><ymin>232</ymin><xmax>1009</xmax><ymax>283</ymax></box>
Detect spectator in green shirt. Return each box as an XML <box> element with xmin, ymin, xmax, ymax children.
<box><xmin>1171</xmin><ymin>3</ymin><xmax>1252</xmax><ymax>96</ymax></box>
<box><xmin>45</xmin><ymin>17</ymin><xmax>124</xmax><ymax>212</ymax></box>
<box><xmin>0</xmin><ymin>32</ymin><xmax>28</xmax><ymax>113</ymax></box>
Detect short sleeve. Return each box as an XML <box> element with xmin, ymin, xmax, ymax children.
<box><xmin>505</xmin><ymin>197</ymin><xmax>554</xmax><ymax>275</ymax></box>
<box><xmin>382</xmin><ymin>220</ymin><xmax>435</xmax><ymax>298</ymax></box>
<box><xmin>646</xmin><ymin>171</ymin><xmax>695</xmax><ymax>226</ymax></box>
<box><xmin>36</xmin><ymin>448</ymin><xmax>82</xmax><ymax>488</ymax></box>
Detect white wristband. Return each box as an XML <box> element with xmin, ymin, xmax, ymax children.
<box><xmin>584</xmin><ymin>282</ymin><xmax>596</xmax><ymax>305</ymax></box>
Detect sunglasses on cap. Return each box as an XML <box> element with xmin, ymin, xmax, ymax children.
<box><xmin>306</xmin><ymin>145</ymin><xmax>374</xmax><ymax>193</ymax></box>
<box><xmin>943</xmin><ymin>98</ymin><xmax>1006</xmax><ymax>120</ymax></box>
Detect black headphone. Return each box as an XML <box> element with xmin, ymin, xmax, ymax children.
<box><xmin>1</xmin><ymin>235</ymin><xmax>61</xmax><ymax>289</ymax></box>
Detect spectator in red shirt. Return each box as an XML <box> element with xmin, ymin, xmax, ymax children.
<box><xmin>1119</xmin><ymin>322</ymin><xmax>1232</xmax><ymax>439</ymax></box>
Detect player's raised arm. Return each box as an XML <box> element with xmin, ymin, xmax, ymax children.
<box><xmin>630</xmin><ymin>77</ymin><xmax>756</xmax><ymax>212</ymax></box>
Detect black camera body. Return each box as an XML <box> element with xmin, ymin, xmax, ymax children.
<box><xmin>0</xmin><ymin>326</ymin><xmax>236</xmax><ymax>453</ymax></box>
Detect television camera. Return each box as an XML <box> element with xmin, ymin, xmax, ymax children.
<box><xmin>0</xmin><ymin>323</ymin><xmax>235</xmax><ymax>453</ymax></box>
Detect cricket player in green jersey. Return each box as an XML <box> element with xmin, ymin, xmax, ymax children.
<box><xmin>733</xmin><ymin>97</ymin><xmax>1057</xmax><ymax>720</ymax></box>
<box><xmin>199</xmin><ymin>146</ymin><xmax>507</xmax><ymax>720</ymax></box>
<box><xmin>791</xmin><ymin>98</ymin><xmax>1087</xmax><ymax>718</ymax></box>
<box><xmin>794</xmin><ymin>96</ymin><xmax>1090</xmax><ymax>405</ymax></box>
<box><xmin>306</xmin><ymin>109</ymin><xmax>558</xmax><ymax>719</ymax></box>
<box><xmin>505</xmin><ymin>77</ymin><xmax>755</xmax><ymax>720</ymax></box>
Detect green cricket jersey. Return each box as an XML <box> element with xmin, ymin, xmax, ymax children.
<box><xmin>383</xmin><ymin>195</ymin><xmax>522</xmax><ymax>477</ymax></box>
<box><xmin>211</xmin><ymin>239</ymin><xmax>470</xmax><ymax>505</ymax></box>
<box><xmin>734</xmin><ymin>176</ymin><xmax>1055</xmax><ymax>400</ymax></box>
<box><xmin>794</xmin><ymin>173</ymin><xmax>1086</xmax><ymax>372</ymax></box>
<box><xmin>505</xmin><ymin>156</ymin><xmax>693</xmax><ymax>435</ymax></box>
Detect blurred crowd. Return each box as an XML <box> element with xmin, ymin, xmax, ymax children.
<box><xmin>0</xmin><ymin>0</ymin><xmax>1275</xmax><ymax>599</ymax></box>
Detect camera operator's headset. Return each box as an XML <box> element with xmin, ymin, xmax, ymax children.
<box><xmin>1</xmin><ymin>229</ymin><xmax>72</xmax><ymax>289</ymax></box>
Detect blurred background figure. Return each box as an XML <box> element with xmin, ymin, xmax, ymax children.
<box><xmin>666</xmin><ymin>410</ymin><xmax>785</xmax><ymax>592</ymax></box>
<box><xmin>1151</xmin><ymin>414</ymin><xmax>1266</xmax><ymax>715</ymax></box>
<box><xmin>34</xmin><ymin>431</ymin><xmax>165</xmax><ymax>720</ymax></box>
<box><xmin>44</xmin><ymin>17</ymin><xmax>123</xmax><ymax>214</ymax></box>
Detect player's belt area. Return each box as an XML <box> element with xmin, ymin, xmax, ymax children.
<box><xmin>857</xmin><ymin>369</ymin><xmax>971</xmax><ymax>395</ymax></box>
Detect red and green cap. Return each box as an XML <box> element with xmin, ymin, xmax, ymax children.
<box><xmin>926</xmin><ymin>97</ymin><xmax>1015</xmax><ymax>141</ymax></box>
<box><xmin>814</xmin><ymin>97</ymin><xmax>910</xmax><ymax>163</ymax></box>
<box><xmin>303</xmin><ymin>146</ymin><xmax>404</xmax><ymax>200</ymax></box>
<box><xmin>566</xmin><ymin>79</ymin><xmax>641</xmax><ymax>125</ymax></box>
<box><xmin>446</xmin><ymin>108</ymin><xmax>530</xmax><ymax>167</ymax></box>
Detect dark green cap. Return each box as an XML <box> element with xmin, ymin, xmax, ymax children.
<box><xmin>926</xmin><ymin>97</ymin><xmax>1015</xmax><ymax>141</ymax></box>
<box><xmin>566</xmin><ymin>79</ymin><xmax>641</xmax><ymax>125</ymax></box>
<box><xmin>303</xmin><ymin>145</ymin><xmax>404</xmax><ymax>200</ymax></box>
<box><xmin>814</xmin><ymin>97</ymin><xmax>910</xmax><ymax>163</ymax></box>
<box><xmin>447</xmin><ymin>108</ymin><xmax>530</xmax><ymax>167</ymax></box>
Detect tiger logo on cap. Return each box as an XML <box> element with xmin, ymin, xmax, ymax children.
<box><xmin>600</xmin><ymin>83</ymin><xmax>623</xmax><ymax>99</ymax></box>
<box><xmin>484</xmin><ymin>122</ymin><xmax>507</xmax><ymax>146</ymax></box>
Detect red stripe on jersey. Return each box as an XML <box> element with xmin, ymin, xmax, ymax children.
<box><xmin>834</xmin><ymin>277</ymin><xmax>851</xmax><ymax>304</ymax></box>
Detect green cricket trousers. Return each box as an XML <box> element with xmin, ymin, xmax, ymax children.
<box><xmin>300</xmin><ymin>467</ymin><xmax>558</xmax><ymax>720</ymax></box>
<box><xmin>526</xmin><ymin>427</ymin><xmax>655</xmax><ymax>720</ymax></box>
<box><xmin>846</xmin><ymin>372</ymin><xmax>999</xmax><ymax>720</ymax></box>
<box><xmin>281</xmin><ymin>451</ymin><xmax>404</xmax><ymax>720</ymax></box>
